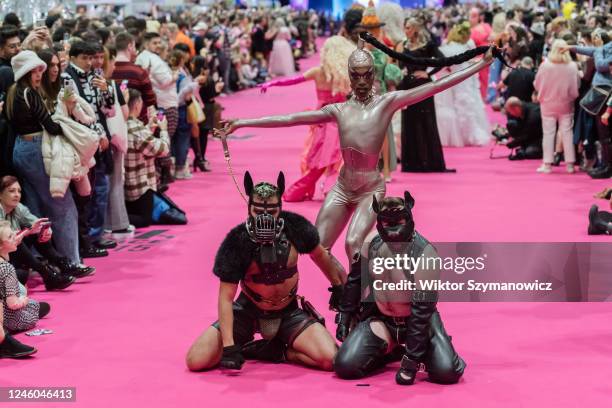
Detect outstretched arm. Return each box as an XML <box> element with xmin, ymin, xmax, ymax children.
<box><xmin>260</xmin><ymin>67</ymin><xmax>319</xmax><ymax>93</ymax></box>
<box><xmin>217</xmin><ymin>108</ymin><xmax>334</xmax><ymax>134</ymax></box>
<box><xmin>387</xmin><ymin>48</ymin><xmax>495</xmax><ymax>113</ymax></box>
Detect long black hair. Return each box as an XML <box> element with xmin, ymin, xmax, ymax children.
<box><xmin>190</xmin><ymin>55</ymin><xmax>208</xmax><ymax>77</ymax></box>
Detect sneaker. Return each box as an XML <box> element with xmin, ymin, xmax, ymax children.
<box><xmin>111</xmin><ymin>224</ymin><xmax>135</xmax><ymax>234</ymax></box>
<box><xmin>175</xmin><ymin>166</ymin><xmax>193</xmax><ymax>180</ymax></box>
<box><xmin>566</xmin><ymin>164</ymin><xmax>575</xmax><ymax>174</ymax></box>
<box><xmin>0</xmin><ymin>333</ymin><xmax>37</xmax><ymax>358</ymax></box>
<box><xmin>536</xmin><ymin>164</ymin><xmax>552</xmax><ymax>173</ymax></box>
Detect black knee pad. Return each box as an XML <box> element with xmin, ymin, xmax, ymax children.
<box><xmin>425</xmin><ymin>311</ymin><xmax>466</xmax><ymax>384</ymax></box>
<box><xmin>334</xmin><ymin>320</ymin><xmax>388</xmax><ymax>380</ymax></box>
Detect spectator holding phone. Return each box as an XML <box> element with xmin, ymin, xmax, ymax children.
<box><xmin>169</xmin><ymin>46</ymin><xmax>199</xmax><ymax>180</ymax></box>
<box><xmin>1</xmin><ymin>176</ymin><xmax>94</xmax><ymax>289</ymax></box>
<box><xmin>136</xmin><ymin>33</ymin><xmax>178</xmax><ymax>140</ymax></box>
<box><xmin>6</xmin><ymin>50</ymin><xmax>84</xmax><ymax>267</ymax></box>
<box><xmin>124</xmin><ymin>89</ymin><xmax>170</xmax><ymax>228</ymax></box>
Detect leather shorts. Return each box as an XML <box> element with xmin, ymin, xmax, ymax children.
<box><xmin>212</xmin><ymin>292</ymin><xmax>317</xmax><ymax>347</ymax></box>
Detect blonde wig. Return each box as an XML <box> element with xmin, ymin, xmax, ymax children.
<box><xmin>447</xmin><ymin>22</ymin><xmax>471</xmax><ymax>44</ymax></box>
<box><xmin>378</xmin><ymin>2</ymin><xmax>406</xmax><ymax>45</ymax></box>
<box><xmin>492</xmin><ymin>12</ymin><xmax>506</xmax><ymax>35</ymax></box>
<box><xmin>405</xmin><ymin>17</ymin><xmax>431</xmax><ymax>50</ymax></box>
<box><xmin>548</xmin><ymin>39</ymin><xmax>572</xmax><ymax>64</ymax></box>
<box><xmin>320</xmin><ymin>35</ymin><xmax>356</xmax><ymax>96</ymax></box>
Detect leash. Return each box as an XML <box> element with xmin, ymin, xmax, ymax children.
<box><xmin>219</xmin><ymin>130</ymin><xmax>248</xmax><ymax>204</ymax></box>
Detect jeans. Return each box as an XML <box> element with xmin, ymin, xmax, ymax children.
<box><xmin>172</xmin><ymin>106</ymin><xmax>191</xmax><ymax>167</ymax></box>
<box><xmin>12</xmin><ymin>135</ymin><xmax>79</xmax><ymax>263</ymax></box>
<box><xmin>542</xmin><ymin>113</ymin><xmax>575</xmax><ymax>164</ymax></box>
<box><xmin>486</xmin><ymin>58</ymin><xmax>503</xmax><ymax>104</ymax></box>
<box><xmin>88</xmin><ymin>163</ymin><xmax>110</xmax><ymax>240</ymax></box>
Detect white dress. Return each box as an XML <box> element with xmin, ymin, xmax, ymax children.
<box><xmin>434</xmin><ymin>40</ymin><xmax>491</xmax><ymax>147</ymax></box>
<box><xmin>268</xmin><ymin>27</ymin><xmax>296</xmax><ymax>77</ymax></box>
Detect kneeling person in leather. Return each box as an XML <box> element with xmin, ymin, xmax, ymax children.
<box><xmin>186</xmin><ymin>171</ymin><xmax>346</xmax><ymax>372</ymax></box>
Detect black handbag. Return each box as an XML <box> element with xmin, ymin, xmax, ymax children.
<box><xmin>579</xmin><ymin>85</ymin><xmax>612</xmax><ymax>116</ymax></box>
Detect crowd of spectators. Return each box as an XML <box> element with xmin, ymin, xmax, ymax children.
<box><xmin>0</xmin><ymin>2</ymin><xmax>334</xmax><ymax>358</ymax></box>
<box><xmin>1</xmin><ymin>0</ymin><xmax>610</xmax><ymax>357</ymax></box>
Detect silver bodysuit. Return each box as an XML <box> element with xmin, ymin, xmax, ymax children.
<box><xmin>230</xmin><ymin>55</ymin><xmax>492</xmax><ymax>263</ymax></box>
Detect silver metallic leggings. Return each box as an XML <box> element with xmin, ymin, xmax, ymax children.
<box><xmin>315</xmin><ymin>169</ymin><xmax>386</xmax><ymax>263</ymax></box>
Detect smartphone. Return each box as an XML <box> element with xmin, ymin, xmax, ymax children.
<box><xmin>156</xmin><ymin>108</ymin><xmax>165</xmax><ymax>121</ymax></box>
<box><xmin>35</xmin><ymin>19</ymin><xmax>46</xmax><ymax>28</ymax></box>
<box><xmin>94</xmin><ymin>68</ymin><xmax>104</xmax><ymax>78</ymax></box>
<box><xmin>38</xmin><ymin>222</ymin><xmax>51</xmax><ymax>243</ymax></box>
<box><xmin>63</xmin><ymin>32</ymin><xmax>70</xmax><ymax>43</ymax></box>
<box><xmin>147</xmin><ymin>105</ymin><xmax>156</xmax><ymax>119</ymax></box>
<box><xmin>120</xmin><ymin>79</ymin><xmax>129</xmax><ymax>91</ymax></box>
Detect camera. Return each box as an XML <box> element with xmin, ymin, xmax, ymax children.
<box><xmin>491</xmin><ymin>126</ymin><xmax>509</xmax><ymax>142</ymax></box>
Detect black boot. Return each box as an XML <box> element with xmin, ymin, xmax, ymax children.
<box><xmin>588</xmin><ymin>165</ymin><xmax>612</xmax><ymax>179</ymax></box>
<box><xmin>588</xmin><ymin>205</ymin><xmax>612</xmax><ymax>235</ymax></box>
<box><xmin>191</xmin><ymin>137</ymin><xmax>207</xmax><ymax>173</ymax></box>
<box><xmin>241</xmin><ymin>338</ymin><xmax>287</xmax><ymax>363</ymax></box>
<box><xmin>0</xmin><ymin>333</ymin><xmax>37</xmax><ymax>358</ymax></box>
<box><xmin>54</xmin><ymin>258</ymin><xmax>96</xmax><ymax>279</ymax></box>
<box><xmin>38</xmin><ymin>302</ymin><xmax>51</xmax><ymax>318</ymax></box>
<box><xmin>37</xmin><ymin>262</ymin><xmax>76</xmax><ymax>291</ymax></box>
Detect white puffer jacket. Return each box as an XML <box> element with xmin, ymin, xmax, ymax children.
<box><xmin>40</xmin><ymin>95</ymin><xmax>100</xmax><ymax>198</ymax></box>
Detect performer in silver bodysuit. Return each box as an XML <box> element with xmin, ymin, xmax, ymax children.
<box><xmin>218</xmin><ymin>42</ymin><xmax>495</xmax><ymax>265</ymax></box>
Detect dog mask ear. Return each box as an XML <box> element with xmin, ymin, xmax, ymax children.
<box><xmin>277</xmin><ymin>171</ymin><xmax>285</xmax><ymax>197</ymax></box>
<box><xmin>404</xmin><ymin>191</ymin><xmax>415</xmax><ymax>209</ymax></box>
<box><xmin>244</xmin><ymin>171</ymin><xmax>254</xmax><ymax>197</ymax></box>
<box><xmin>372</xmin><ymin>195</ymin><xmax>380</xmax><ymax>214</ymax></box>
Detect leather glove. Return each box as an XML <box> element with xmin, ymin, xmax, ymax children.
<box><xmin>220</xmin><ymin>345</ymin><xmax>245</xmax><ymax>370</ymax></box>
<box><xmin>335</xmin><ymin>312</ymin><xmax>352</xmax><ymax>342</ymax></box>
<box><xmin>328</xmin><ymin>285</ymin><xmax>343</xmax><ymax>311</ymax></box>
<box><xmin>395</xmin><ymin>355</ymin><xmax>419</xmax><ymax>385</ymax></box>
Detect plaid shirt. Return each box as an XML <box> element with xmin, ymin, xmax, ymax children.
<box><xmin>125</xmin><ymin>118</ymin><xmax>170</xmax><ymax>201</ymax></box>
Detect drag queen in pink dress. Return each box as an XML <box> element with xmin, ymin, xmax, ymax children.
<box><xmin>260</xmin><ymin>35</ymin><xmax>356</xmax><ymax>202</ymax></box>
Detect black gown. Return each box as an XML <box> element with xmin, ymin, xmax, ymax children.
<box><xmin>398</xmin><ymin>40</ymin><xmax>450</xmax><ymax>172</ymax></box>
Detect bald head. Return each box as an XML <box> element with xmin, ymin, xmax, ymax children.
<box><xmin>348</xmin><ymin>47</ymin><xmax>374</xmax><ymax>70</ymax></box>
<box><xmin>348</xmin><ymin>43</ymin><xmax>375</xmax><ymax>101</ymax></box>
<box><xmin>505</xmin><ymin>97</ymin><xmax>523</xmax><ymax>118</ymax></box>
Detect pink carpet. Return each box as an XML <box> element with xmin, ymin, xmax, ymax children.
<box><xmin>3</xmin><ymin>50</ymin><xmax>612</xmax><ymax>408</ymax></box>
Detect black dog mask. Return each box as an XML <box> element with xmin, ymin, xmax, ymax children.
<box><xmin>372</xmin><ymin>192</ymin><xmax>415</xmax><ymax>243</ymax></box>
<box><xmin>244</xmin><ymin>171</ymin><xmax>285</xmax><ymax>244</ymax></box>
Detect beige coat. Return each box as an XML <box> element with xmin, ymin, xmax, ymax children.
<box><xmin>41</xmin><ymin>95</ymin><xmax>100</xmax><ymax>198</ymax></box>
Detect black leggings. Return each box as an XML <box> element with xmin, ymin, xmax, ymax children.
<box><xmin>190</xmin><ymin>124</ymin><xmax>209</xmax><ymax>160</ymax></box>
<box><xmin>9</xmin><ymin>236</ymin><xmax>66</xmax><ymax>282</ymax></box>
<box><xmin>125</xmin><ymin>189</ymin><xmax>154</xmax><ymax>228</ymax></box>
